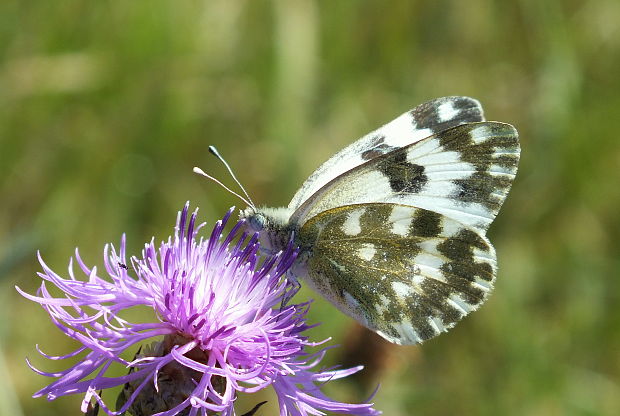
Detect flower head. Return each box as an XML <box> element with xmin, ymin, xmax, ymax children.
<box><xmin>18</xmin><ymin>203</ymin><xmax>380</xmax><ymax>416</ymax></box>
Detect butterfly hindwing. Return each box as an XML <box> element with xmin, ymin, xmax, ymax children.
<box><xmin>291</xmin><ymin>122</ymin><xmax>519</xmax><ymax>232</ymax></box>
<box><xmin>288</xmin><ymin>96</ymin><xmax>485</xmax><ymax>211</ymax></box>
<box><xmin>297</xmin><ymin>203</ymin><xmax>496</xmax><ymax>345</ymax></box>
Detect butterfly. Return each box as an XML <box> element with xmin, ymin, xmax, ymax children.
<box><xmin>202</xmin><ymin>96</ymin><xmax>520</xmax><ymax>345</ymax></box>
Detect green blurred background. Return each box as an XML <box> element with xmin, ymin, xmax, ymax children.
<box><xmin>1</xmin><ymin>1</ymin><xmax>619</xmax><ymax>415</ymax></box>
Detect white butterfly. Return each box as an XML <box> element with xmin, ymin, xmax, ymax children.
<box><xmin>200</xmin><ymin>96</ymin><xmax>520</xmax><ymax>345</ymax></box>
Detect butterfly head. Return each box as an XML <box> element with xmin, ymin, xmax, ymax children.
<box><xmin>193</xmin><ymin>147</ymin><xmax>298</xmax><ymax>256</ymax></box>
<box><xmin>240</xmin><ymin>206</ymin><xmax>295</xmax><ymax>255</ymax></box>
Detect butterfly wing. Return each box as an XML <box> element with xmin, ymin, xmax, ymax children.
<box><xmin>291</xmin><ymin>122</ymin><xmax>519</xmax><ymax>232</ymax></box>
<box><xmin>297</xmin><ymin>203</ymin><xmax>496</xmax><ymax>345</ymax></box>
<box><xmin>288</xmin><ymin>96</ymin><xmax>485</xmax><ymax>211</ymax></box>
<box><xmin>244</xmin><ymin>98</ymin><xmax>518</xmax><ymax>345</ymax></box>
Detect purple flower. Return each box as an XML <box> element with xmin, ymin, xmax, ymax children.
<box><xmin>17</xmin><ymin>203</ymin><xmax>380</xmax><ymax>416</ymax></box>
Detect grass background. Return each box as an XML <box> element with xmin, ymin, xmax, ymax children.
<box><xmin>1</xmin><ymin>1</ymin><xmax>619</xmax><ymax>415</ymax></box>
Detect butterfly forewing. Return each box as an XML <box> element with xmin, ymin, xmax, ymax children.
<box><xmin>288</xmin><ymin>97</ymin><xmax>485</xmax><ymax>211</ymax></box>
<box><xmin>297</xmin><ymin>203</ymin><xmax>496</xmax><ymax>345</ymax></box>
<box><xmin>291</xmin><ymin>122</ymin><xmax>519</xmax><ymax>232</ymax></box>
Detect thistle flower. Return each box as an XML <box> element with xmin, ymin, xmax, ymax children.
<box><xmin>17</xmin><ymin>203</ymin><xmax>380</xmax><ymax>416</ymax></box>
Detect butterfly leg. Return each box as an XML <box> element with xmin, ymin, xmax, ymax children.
<box><xmin>280</xmin><ymin>271</ymin><xmax>301</xmax><ymax>308</ymax></box>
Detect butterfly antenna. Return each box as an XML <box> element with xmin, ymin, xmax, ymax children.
<box><xmin>208</xmin><ymin>146</ymin><xmax>256</xmax><ymax>207</ymax></box>
<box><xmin>193</xmin><ymin>166</ymin><xmax>255</xmax><ymax>208</ymax></box>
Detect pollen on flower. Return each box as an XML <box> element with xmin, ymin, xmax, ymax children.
<box><xmin>17</xmin><ymin>203</ymin><xmax>381</xmax><ymax>416</ymax></box>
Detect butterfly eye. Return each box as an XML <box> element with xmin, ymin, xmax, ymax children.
<box><xmin>245</xmin><ymin>212</ymin><xmax>267</xmax><ymax>233</ymax></box>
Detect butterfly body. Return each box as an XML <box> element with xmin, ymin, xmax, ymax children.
<box><xmin>241</xmin><ymin>97</ymin><xmax>519</xmax><ymax>345</ymax></box>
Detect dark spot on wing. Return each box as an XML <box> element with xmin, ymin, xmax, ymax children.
<box><xmin>438</xmin><ymin>229</ymin><xmax>487</xmax><ymax>257</ymax></box>
<box><xmin>411</xmin><ymin>210</ymin><xmax>442</xmax><ymax>237</ymax></box>
<box><xmin>452</xmin><ymin>171</ymin><xmax>513</xmax><ymax>211</ymax></box>
<box><xmin>410</xmin><ymin>96</ymin><xmax>484</xmax><ymax>133</ymax></box>
<box><xmin>376</xmin><ymin>149</ymin><xmax>428</xmax><ymax>193</ymax></box>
